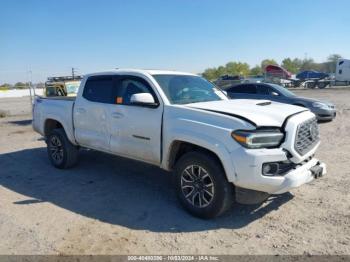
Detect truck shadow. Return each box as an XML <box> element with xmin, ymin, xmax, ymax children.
<box><xmin>0</xmin><ymin>147</ymin><xmax>293</xmax><ymax>233</ymax></box>
<box><xmin>7</xmin><ymin>119</ymin><xmax>32</xmax><ymax>126</ymax></box>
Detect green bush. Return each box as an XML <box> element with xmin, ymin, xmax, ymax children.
<box><xmin>0</xmin><ymin>110</ymin><xmax>9</xmax><ymax>118</ymax></box>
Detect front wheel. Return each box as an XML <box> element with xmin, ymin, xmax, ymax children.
<box><xmin>174</xmin><ymin>152</ymin><xmax>234</xmax><ymax>219</ymax></box>
<box><xmin>47</xmin><ymin>128</ymin><xmax>78</xmax><ymax>169</ymax></box>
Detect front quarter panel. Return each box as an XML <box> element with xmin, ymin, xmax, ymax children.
<box><xmin>162</xmin><ymin>105</ymin><xmax>255</xmax><ymax>183</ymax></box>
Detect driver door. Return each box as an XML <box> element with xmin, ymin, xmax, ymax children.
<box><xmin>109</xmin><ymin>75</ymin><xmax>163</xmax><ymax>164</ymax></box>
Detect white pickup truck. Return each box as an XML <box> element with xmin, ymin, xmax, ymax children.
<box><xmin>33</xmin><ymin>69</ymin><xmax>326</xmax><ymax>218</ymax></box>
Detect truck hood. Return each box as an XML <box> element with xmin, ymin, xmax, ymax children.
<box><xmin>186</xmin><ymin>99</ymin><xmax>308</xmax><ymax>127</ymax></box>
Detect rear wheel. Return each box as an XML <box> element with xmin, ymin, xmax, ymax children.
<box><xmin>174</xmin><ymin>152</ymin><xmax>234</xmax><ymax>219</ymax></box>
<box><xmin>317</xmin><ymin>82</ymin><xmax>327</xmax><ymax>89</ymax></box>
<box><xmin>47</xmin><ymin>128</ymin><xmax>78</xmax><ymax>169</ymax></box>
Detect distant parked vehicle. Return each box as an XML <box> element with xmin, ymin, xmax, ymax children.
<box><xmin>293</xmin><ymin>71</ymin><xmax>330</xmax><ymax>89</ymax></box>
<box><xmin>217</xmin><ymin>75</ymin><xmax>243</xmax><ymax>81</ymax></box>
<box><xmin>292</xmin><ymin>59</ymin><xmax>350</xmax><ymax>88</ymax></box>
<box><xmin>296</xmin><ymin>71</ymin><xmax>329</xmax><ymax>81</ymax></box>
<box><xmin>224</xmin><ymin>83</ymin><xmax>336</xmax><ymax>121</ymax></box>
<box><xmin>242</xmin><ymin>75</ymin><xmax>264</xmax><ymax>83</ymax></box>
<box><xmin>335</xmin><ymin>59</ymin><xmax>350</xmax><ymax>85</ymax></box>
<box><xmin>265</xmin><ymin>65</ymin><xmax>292</xmax><ymax>79</ymax></box>
<box><xmin>44</xmin><ymin>76</ymin><xmax>82</xmax><ymax>97</ymax></box>
<box><xmin>213</xmin><ymin>75</ymin><xmax>244</xmax><ymax>89</ymax></box>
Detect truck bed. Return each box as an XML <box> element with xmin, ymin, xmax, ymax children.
<box><xmin>36</xmin><ymin>96</ymin><xmax>76</xmax><ymax>101</ymax></box>
<box><xmin>33</xmin><ymin>96</ymin><xmax>76</xmax><ymax>142</ymax></box>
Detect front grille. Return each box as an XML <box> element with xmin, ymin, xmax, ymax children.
<box><xmin>294</xmin><ymin>117</ymin><xmax>320</xmax><ymax>155</ymax></box>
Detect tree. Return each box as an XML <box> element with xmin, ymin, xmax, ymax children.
<box><xmin>250</xmin><ymin>65</ymin><xmax>262</xmax><ymax>75</ymax></box>
<box><xmin>281</xmin><ymin>58</ymin><xmax>301</xmax><ymax>74</ymax></box>
<box><xmin>201</xmin><ymin>53</ymin><xmax>341</xmax><ymax>80</ymax></box>
<box><xmin>0</xmin><ymin>83</ymin><xmax>12</xmax><ymax>90</ymax></box>
<box><xmin>328</xmin><ymin>54</ymin><xmax>342</xmax><ymax>63</ymax></box>
<box><xmin>14</xmin><ymin>82</ymin><xmax>27</xmax><ymax>89</ymax></box>
<box><xmin>261</xmin><ymin>59</ymin><xmax>278</xmax><ymax>70</ymax></box>
<box><xmin>216</xmin><ymin>66</ymin><xmax>227</xmax><ymax>78</ymax></box>
<box><xmin>225</xmin><ymin>62</ymin><xmax>250</xmax><ymax>76</ymax></box>
<box><xmin>327</xmin><ymin>54</ymin><xmax>342</xmax><ymax>73</ymax></box>
<box><xmin>202</xmin><ymin>68</ymin><xmax>217</xmax><ymax>80</ymax></box>
<box><xmin>300</xmin><ymin>58</ymin><xmax>316</xmax><ymax>71</ymax></box>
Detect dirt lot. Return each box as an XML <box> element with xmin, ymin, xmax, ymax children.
<box><xmin>0</xmin><ymin>89</ymin><xmax>349</xmax><ymax>255</ymax></box>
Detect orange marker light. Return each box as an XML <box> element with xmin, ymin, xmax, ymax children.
<box><xmin>116</xmin><ymin>97</ymin><xmax>123</xmax><ymax>104</ymax></box>
<box><xmin>232</xmin><ymin>134</ymin><xmax>247</xmax><ymax>143</ymax></box>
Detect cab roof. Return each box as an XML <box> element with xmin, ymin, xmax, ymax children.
<box><xmin>85</xmin><ymin>68</ymin><xmax>198</xmax><ymax>78</ymax></box>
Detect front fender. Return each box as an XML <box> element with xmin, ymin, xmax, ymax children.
<box><xmin>162</xmin><ymin>128</ymin><xmax>237</xmax><ymax>183</ymax></box>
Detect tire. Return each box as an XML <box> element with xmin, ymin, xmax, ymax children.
<box><xmin>174</xmin><ymin>151</ymin><xmax>234</xmax><ymax>219</ymax></box>
<box><xmin>47</xmin><ymin>128</ymin><xmax>78</xmax><ymax>169</ymax></box>
<box><xmin>317</xmin><ymin>82</ymin><xmax>327</xmax><ymax>89</ymax></box>
<box><xmin>307</xmin><ymin>82</ymin><xmax>316</xmax><ymax>89</ymax></box>
<box><xmin>293</xmin><ymin>80</ymin><xmax>301</xmax><ymax>88</ymax></box>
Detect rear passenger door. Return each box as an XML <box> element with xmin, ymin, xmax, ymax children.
<box><xmin>226</xmin><ymin>84</ymin><xmax>258</xmax><ymax>99</ymax></box>
<box><xmin>109</xmin><ymin>75</ymin><xmax>163</xmax><ymax>164</ymax></box>
<box><xmin>74</xmin><ymin>75</ymin><xmax>115</xmax><ymax>151</ymax></box>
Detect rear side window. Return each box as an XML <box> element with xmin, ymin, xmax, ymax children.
<box><xmin>83</xmin><ymin>76</ymin><xmax>114</xmax><ymax>103</ymax></box>
<box><xmin>228</xmin><ymin>84</ymin><xmax>257</xmax><ymax>94</ymax></box>
<box><xmin>257</xmin><ymin>85</ymin><xmax>273</xmax><ymax>95</ymax></box>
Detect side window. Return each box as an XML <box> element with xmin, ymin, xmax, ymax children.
<box><xmin>83</xmin><ymin>76</ymin><xmax>114</xmax><ymax>103</ymax></box>
<box><xmin>228</xmin><ymin>84</ymin><xmax>256</xmax><ymax>94</ymax></box>
<box><xmin>257</xmin><ymin>85</ymin><xmax>272</xmax><ymax>95</ymax></box>
<box><xmin>116</xmin><ymin>76</ymin><xmax>157</xmax><ymax>105</ymax></box>
<box><xmin>232</xmin><ymin>84</ymin><xmax>257</xmax><ymax>94</ymax></box>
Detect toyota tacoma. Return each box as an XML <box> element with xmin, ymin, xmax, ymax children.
<box><xmin>33</xmin><ymin>69</ymin><xmax>326</xmax><ymax>218</ymax></box>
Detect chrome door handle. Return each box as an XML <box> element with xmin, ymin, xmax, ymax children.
<box><xmin>111</xmin><ymin>112</ymin><xmax>124</xmax><ymax>119</ymax></box>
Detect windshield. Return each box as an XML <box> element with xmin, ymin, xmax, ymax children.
<box><xmin>270</xmin><ymin>83</ymin><xmax>296</xmax><ymax>97</ymax></box>
<box><xmin>153</xmin><ymin>74</ymin><xmax>227</xmax><ymax>104</ymax></box>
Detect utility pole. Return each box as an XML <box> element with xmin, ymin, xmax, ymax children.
<box><xmin>71</xmin><ymin>67</ymin><xmax>77</xmax><ymax>79</ymax></box>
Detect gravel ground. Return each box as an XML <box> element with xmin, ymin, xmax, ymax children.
<box><xmin>0</xmin><ymin>89</ymin><xmax>349</xmax><ymax>255</ymax></box>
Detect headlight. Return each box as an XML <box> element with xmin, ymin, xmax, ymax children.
<box><xmin>231</xmin><ymin>129</ymin><xmax>284</xmax><ymax>149</ymax></box>
<box><xmin>312</xmin><ymin>102</ymin><xmax>329</xmax><ymax>110</ymax></box>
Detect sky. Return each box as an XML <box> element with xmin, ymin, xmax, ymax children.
<box><xmin>1</xmin><ymin>0</ymin><xmax>350</xmax><ymax>83</ymax></box>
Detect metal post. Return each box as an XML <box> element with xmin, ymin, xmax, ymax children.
<box><xmin>27</xmin><ymin>70</ymin><xmax>34</xmax><ymax>114</ymax></box>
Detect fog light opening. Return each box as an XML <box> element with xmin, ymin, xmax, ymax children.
<box><xmin>262</xmin><ymin>163</ymin><xmax>279</xmax><ymax>176</ymax></box>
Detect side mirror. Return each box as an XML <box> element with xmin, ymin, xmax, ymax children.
<box><xmin>130</xmin><ymin>93</ymin><xmax>158</xmax><ymax>107</ymax></box>
<box><xmin>222</xmin><ymin>90</ymin><xmax>228</xmax><ymax>96</ymax></box>
<box><xmin>271</xmin><ymin>91</ymin><xmax>279</xmax><ymax>96</ymax></box>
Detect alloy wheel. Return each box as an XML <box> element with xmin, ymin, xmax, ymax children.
<box><xmin>49</xmin><ymin>135</ymin><xmax>64</xmax><ymax>164</ymax></box>
<box><xmin>181</xmin><ymin>165</ymin><xmax>215</xmax><ymax>208</ymax></box>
